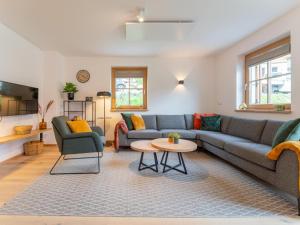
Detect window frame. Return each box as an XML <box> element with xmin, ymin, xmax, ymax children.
<box><xmin>111</xmin><ymin>67</ymin><xmax>148</xmax><ymax>112</ymax></box>
<box><xmin>244</xmin><ymin>37</ymin><xmax>291</xmax><ymax>111</ymax></box>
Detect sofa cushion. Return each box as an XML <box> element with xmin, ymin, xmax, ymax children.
<box><xmin>67</xmin><ymin>120</ymin><xmax>92</xmax><ymax>133</ymax></box>
<box><xmin>127</xmin><ymin>129</ymin><xmax>162</xmax><ymax>139</ymax></box>
<box><xmin>260</xmin><ymin>120</ymin><xmax>284</xmax><ymax>146</ymax></box>
<box><xmin>184</xmin><ymin>114</ymin><xmax>194</xmax><ymax>130</ymax></box>
<box><xmin>131</xmin><ymin>114</ymin><xmax>145</xmax><ymax>130</ymax></box>
<box><xmin>142</xmin><ymin>115</ymin><xmax>157</xmax><ymax>130</ymax></box>
<box><xmin>227</xmin><ymin>117</ymin><xmax>267</xmax><ymax>142</ymax></box>
<box><xmin>121</xmin><ymin>113</ymin><xmax>134</xmax><ymax>130</ymax></box>
<box><xmin>161</xmin><ymin>129</ymin><xmax>196</xmax><ymax>139</ymax></box>
<box><xmin>221</xmin><ymin>115</ymin><xmax>232</xmax><ymax>134</ymax></box>
<box><xmin>157</xmin><ymin>115</ymin><xmax>186</xmax><ymax>130</ymax></box>
<box><xmin>286</xmin><ymin>122</ymin><xmax>300</xmax><ymax>141</ymax></box>
<box><xmin>201</xmin><ymin>115</ymin><xmax>221</xmax><ymax>131</ymax></box>
<box><xmin>195</xmin><ymin>130</ymin><xmax>251</xmax><ymax>149</ymax></box>
<box><xmin>224</xmin><ymin>142</ymin><xmax>275</xmax><ymax>170</ymax></box>
<box><xmin>272</xmin><ymin>119</ymin><xmax>300</xmax><ymax>148</ymax></box>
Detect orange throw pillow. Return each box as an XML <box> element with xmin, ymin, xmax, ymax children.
<box><xmin>131</xmin><ymin>114</ymin><xmax>146</xmax><ymax>130</ymax></box>
<box><xmin>193</xmin><ymin>113</ymin><xmax>201</xmax><ymax>129</ymax></box>
<box><xmin>193</xmin><ymin>113</ymin><xmax>216</xmax><ymax>130</ymax></box>
<box><xmin>67</xmin><ymin>120</ymin><xmax>92</xmax><ymax>133</ymax></box>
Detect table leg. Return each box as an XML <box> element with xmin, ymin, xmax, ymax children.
<box><xmin>138</xmin><ymin>152</ymin><xmax>159</xmax><ymax>172</ymax></box>
<box><xmin>160</xmin><ymin>151</ymin><xmax>166</xmax><ymax>165</ymax></box>
<box><xmin>162</xmin><ymin>151</ymin><xmax>188</xmax><ymax>174</ymax></box>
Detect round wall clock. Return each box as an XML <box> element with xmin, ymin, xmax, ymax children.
<box><xmin>76</xmin><ymin>70</ymin><xmax>90</xmax><ymax>83</ymax></box>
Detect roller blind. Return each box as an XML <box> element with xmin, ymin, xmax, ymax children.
<box><xmin>245</xmin><ymin>37</ymin><xmax>290</xmax><ymax>67</ymax></box>
<box><xmin>114</xmin><ymin>70</ymin><xmax>145</xmax><ymax>78</ymax></box>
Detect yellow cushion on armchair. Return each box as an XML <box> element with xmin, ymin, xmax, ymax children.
<box><xmin>67</xmin><ymin>120</ymin><xmax>92</xmax><ymax>133</ymax></box>
<box><xmin>131</xmin><ymin>114</ymin><xmax>145</xmax><ymax>130</ymax></box>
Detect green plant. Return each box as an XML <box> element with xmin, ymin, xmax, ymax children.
<box><xmin>168</xmin><ymin>132</ymin><xmax>181</xmax><ymax>140</ymax></box>
<box><xmin>63</xmin><ymin>82</ymin><xmax>78</xmax><ymax>93</ymax></box>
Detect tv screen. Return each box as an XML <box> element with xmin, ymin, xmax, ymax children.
<box><xmin>0</xmin><ymin>81</ymin><xmax>39</xmax><ymax>116</ymax></box>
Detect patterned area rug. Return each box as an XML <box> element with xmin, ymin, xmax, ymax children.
<box><xmin>0</xmin><ymin>151</ymin><xmax>297</xmax><ymax>217</ymax></box>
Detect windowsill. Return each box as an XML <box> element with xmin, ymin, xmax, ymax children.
<box><xmin>111</xmin><ymin>109</ymin><xmax>149</xmax><ymax>112</ymax></box>
<box><xmin>235</xmin><ymin>109</ymin><xmax>292</xmax><ymax>114</ymax></box>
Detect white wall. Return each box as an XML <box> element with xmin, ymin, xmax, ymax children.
<box><xmin>0</xmin><ymin>19</ymin><xmax>216</xmax><ymax>158</ymax></box>
<box><xmin>64</xmin><ymin>56</ymin><xmax>216</xmax><ymax>140</ymax></box>
<box><xmin>42</xmin><ymin>51</ymin><xmax>65</xmax><ymax>143</ymax></box>
<box><xmin>0</xmin><ymin>23</ymin><xmax>44</xmax><ymax>162</ymax></box>
<box><xmin>215</xmin><ymin>7</ymin><xmax>300</xmax><ymax>121</ymax></box>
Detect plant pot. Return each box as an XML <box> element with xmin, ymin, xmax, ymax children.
<box><xmin>168</xmin><ymin>137</ymin><xmax>174</xmax><ymax>143</ymax></box>
<box><xmin>39</xmin><ymin>119</ymin><xmax>47</xmax><ymax>130</ymax></box>
<box><xmin>68</xmin><ymin>92</ymin><xmax>75</xmax><ymax>100</ymax></box>
<box><xmin>174</xmin><ymin>138</ymin><xmax>179</xmax><ymax>144</ymax></box>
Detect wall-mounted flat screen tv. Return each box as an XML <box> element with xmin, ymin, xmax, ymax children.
<box><xmin>0</xmin><ymin>81</ymin><xmax>39</xmax><ymax>116</ymax></box>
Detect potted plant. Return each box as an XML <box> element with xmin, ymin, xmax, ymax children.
<box><xmin>275</xmin><ymin>104</ymin><xmax>285</xmax><ymax>112</ymax></box>
<box><xmin>168</xmin><ymin>132</ymin><xmax>181</xmax><ymax>144</ymax></box>
<box><xmin>38</xmin><ymin>100</ymin><xmax>54</xmax><ymax>130</ymax></box>
<box><xmin>63</xmin><ymin>82</ymin><xmax>78</xmax><ymax>100</ymax></box>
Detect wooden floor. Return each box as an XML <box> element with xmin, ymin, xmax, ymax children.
<box><xmin>0</xmin><ymin>146</ymin><xmax>299</xmax><ymax>225</ymax></box>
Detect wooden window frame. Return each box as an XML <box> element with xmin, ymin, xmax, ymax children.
<box><xmin>244</xmin><ymin>37</ymin><xmax>291</xmax><ymax>111</ymax></box>
<box><xmin>111</xmin><ymin>67</ymin><xmax>148</xmax><ymax>112</ymax></box>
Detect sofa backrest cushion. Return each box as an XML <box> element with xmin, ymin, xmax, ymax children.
<box><xmin>184</xmin><ymin>114</ymin><xmax>194</xmax><ymax>130</ymax></box>
<box><xmin>157</xmin><ymin>115</ymin><xmax>186</xmax><ymax>130</ymax></box>
<box><xmin>221</xmin><ymin>115</ymin><xmax>232</xmax><ymax>134</ymax></box>
<box><xmin>142</xmin><ymin>115</ymin><xmax>157</xmax><ymax>130</ymax></box>
<box><xmin>52</xmin><ymin>116</ymin><xmax>72</xmax><ymax>137</ymax></box>
<box><xmin>260</xmin><ymin>120</ymin><xmax>284</xmax><ymax>146</ymax></box>
<box><xmin>227</xmin><ymin>117</ymin><xmax>267</xmax><ymax>142</ymax></box>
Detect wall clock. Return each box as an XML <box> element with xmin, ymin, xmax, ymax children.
<box><xmin>76</xmin><ymin>70</ymin><xmax>90</xmax><ymax>83</ymax></box>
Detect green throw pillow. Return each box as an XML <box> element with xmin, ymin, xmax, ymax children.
<box><xmin>201</xmin><ymin>115</ymin><xmax>221</xmax><ymax>132</ymax></box>
<box><xmin>286</xmin><ymin>122</ymin><xmax>300</xmax><ymax>142</ymax></box>
<box><xmin>121</xmin><ymin>113</ymin><xmax>134</xmax><ymax>130</ymax></box>
<box><xmin>272</xmin><ymin>118</ymin><xmax>300</xmax><ymax>148</ymax></box>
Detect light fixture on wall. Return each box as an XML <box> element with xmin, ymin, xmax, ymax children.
<box><xmin>178</xmin><ymin>80</ymin><xmax>184</xmax><ymax>85</ymax></box>
<box><xmin>137</xmin><ymin>8</ymin><xmax>145</xmax><ymax>23</ymax></box>
<box><xmin>97</xmin><ymin>91</ymin><xmax>111</xmax><ymax>136</ymax></box>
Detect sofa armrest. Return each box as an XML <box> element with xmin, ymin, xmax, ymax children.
<box><xmin>118</xmin><ymin>127</ymin><xmax>129</xmax><ymax>147</ymax></box>
<box><xmin>91</xmin><ymin>126</ymin><xmax>104</xmax><ymax>136</ymax></box>
<box><xmin>275</xmin><ymin>150</ymin><xmax>299</xmax><ymax>197</ymax></box>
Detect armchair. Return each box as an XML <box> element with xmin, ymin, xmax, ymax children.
<box><xmin>50</xmin><ymin>116</ymin><xmax>105</xmax><ymax>175</ymax></box>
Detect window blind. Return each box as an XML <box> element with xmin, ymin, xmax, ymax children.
<box><xmin>245</xmin><ymin>37</ymin><xmax>290</xmax><ymax>67</ymax></box>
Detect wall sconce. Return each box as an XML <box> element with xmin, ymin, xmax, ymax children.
<box><xmin>178</xmin><ymin>80</ymin><xmax>184</xmax><ymax>85</ymax></box>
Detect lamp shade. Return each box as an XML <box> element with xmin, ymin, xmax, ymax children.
<box><xmin>97</xmin><ymin>91</ymin><xmax>111</xmax><ymax>97</ymax></box>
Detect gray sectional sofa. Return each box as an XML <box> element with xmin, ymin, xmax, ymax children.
<box><xmin>117</xmin><ymin>114</ymin><xmax>299</xmax><ymax>212</ymax></box>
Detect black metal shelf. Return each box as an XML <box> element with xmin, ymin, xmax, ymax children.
<box><xmin>63</xmin><ymin>100</ymin><xmax>96</xmax><ymax>127</ymax></box>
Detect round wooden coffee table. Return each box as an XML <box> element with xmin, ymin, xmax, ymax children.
<box><xmin>130</xmin><ymin>140</ymin><xmax>161</xmax><ymax>172</ymax></box>
<box><xmin>151</xmin><ymin>138</ymin><xmax>197</xmax><ymax>174</ymax></box>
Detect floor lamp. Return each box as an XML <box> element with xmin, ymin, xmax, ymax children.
<box><xmin>97</xmin><ymin>91</ymin><xmax>111</xmax><ymax>136</ymax></box>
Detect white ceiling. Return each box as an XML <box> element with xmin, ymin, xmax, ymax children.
<box><xmin>0</xmin><ymin>0</ymin><xmax>299</xmax><ymax>57</ymax></box>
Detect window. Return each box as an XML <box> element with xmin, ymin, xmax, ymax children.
<box><xmin>245</xmin><ymin>37</ymin><xmax>291</xmax><ymax>110</ymax></box>
<box><xmin>111</xmin><ymin>67</ymin><xmax>147</xmax><ymax>111</ymax></box>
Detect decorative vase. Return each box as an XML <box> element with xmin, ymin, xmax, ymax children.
<box><xmin>168</xmin><ymin>137</ymin><xmax>174</xmax><ymax>143</ymax></box>
<box><xmin>39</xmin><ymin>119</ymin><xmax>47</xmax><ymax>130</ymax></box>
<box><xmin>68</xmin><ymin>92</ymin><xmax>74</xmax><ymax>100</ymax></box>
<box><xmin>174</xmin><ymin>138</ymin><xmax>179</xmax><ymax>144</ymax></box>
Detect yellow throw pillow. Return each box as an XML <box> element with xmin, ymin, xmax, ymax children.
<box><xmin>67</xmin><ymin>120</ymin><xmax>92</xmax><ymax>133</ymax></box>
<box><xmin>131</xmin><ymin>114</ymin><xmax>145</xmax><ymax>130</ymax></box>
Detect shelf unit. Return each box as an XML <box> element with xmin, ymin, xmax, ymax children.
<box><xmin>0</xmin><ymin>129</ymin><xmax>52</xmax><ymax>144</ymax></box>
<box><xmin>63</xmin><ymin>100</ymin><xmax>96</xmax><ymax>126</ymax></box>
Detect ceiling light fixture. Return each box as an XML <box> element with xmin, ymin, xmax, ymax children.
<box><xmin>137</xmin><ymin>8</ymin><xmax>145</xmax><ymax>23</ymax></box>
